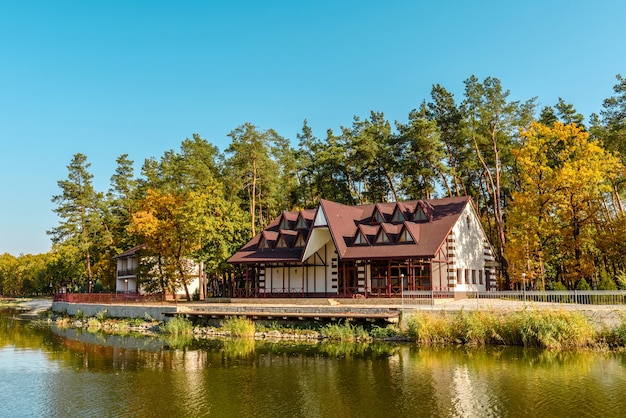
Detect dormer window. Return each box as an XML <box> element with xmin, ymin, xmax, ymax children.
<box><xmin>391</xmin><ymin>206</ymin><xmax>406</xmax><ymax>223</ymax></box>
<box><xmin>374</xmin><ymin>230</ymin><xmax>391</xmax><ymax>244</ymax></box>
<box><xmin>353</xmin><ymin>230</ymin><xmax>369</xmax><ymax>245</ymax></box>
<box><xmin>275</xmin><ymin>234</ymin><xmax>288</xmax><ymax>248</ymax></box>
<box><xmin>414</xmin><ymin>207</ymin><xmax>428</xmax><ymax>222</ymax></box>
<box><xmin>372</xmin><ymin>210</ymin><xmax>385</xmax><ymax>224</ymax></box>
<box><xmin>258</xmin><ymin>236</ymin><xmax>270</xmax><ymax>250</ymax></box>
<box><xmin>398</xmin><ymin>228</ymin><xmax>414</xmax><ymax>243</ymax></box>
<box><xmin>279</xmin><ymin>216</ymin><xmax>290</xmax><ymax>230</ymax></box>
<box><xmin>295</xmin><ymin>215</ymin><xmax>308</xmax><ymax>229</ymax></box>
<box><xmin>294</xmin><ymin>234</ymin><xmax>305</xmax><ymax>247</ymax></box>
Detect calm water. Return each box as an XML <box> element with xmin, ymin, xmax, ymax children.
<box><xmin>1</xmin><ymin>309</ymin><xmax>626</xmax><ymax>418</ymax></box>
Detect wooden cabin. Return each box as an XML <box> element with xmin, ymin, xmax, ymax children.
<box><xmin>227</xmin><ymin>196</ymin><xmax>496</xmax><ymax>298</ymax></box>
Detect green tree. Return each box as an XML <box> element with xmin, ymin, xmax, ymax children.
<box><xmin>395</xmin><ymin>104</ymin><xmax>448</xmax><ymax>199</ymax></box>
<box><xmin>461</xmin><ymin>76</ymin><xmax>535</xmax><ymax>284</ymax></box>
<box><xmin>224</xmin><ymin>123</ymin><xmax>289</xmax><ymax>236</ymax></box>
<box><xmin>48</xmin><ymin>153</ymin><xmax>105</xmax><ymax>292</ymax></box>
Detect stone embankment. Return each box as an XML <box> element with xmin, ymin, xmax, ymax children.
<box><xmin>49</xmin><ymin>297</ymin><xmax>626</xmax><ymax>331</ymax></box>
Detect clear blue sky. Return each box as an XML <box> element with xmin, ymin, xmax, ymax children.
<box><xmin>1</xmin><ymin>0</ymin><xmax>625</xmax><ymax>255</ymax></box>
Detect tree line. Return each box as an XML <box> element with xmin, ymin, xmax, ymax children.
<box><xmin>1</xmin><ymin>74</ymin><xmax>625</xmax><ymax>297</ymax></box>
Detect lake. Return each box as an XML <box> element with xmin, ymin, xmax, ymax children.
<box><xmin>1</xmin><ymin>307</ymin><xmax>625</xmax><ymax>417</ymax></box>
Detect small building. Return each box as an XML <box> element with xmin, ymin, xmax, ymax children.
<box><xmin>113</xmin><ymin>245</ymin><xmax>204</xmax><ymax>299</ymax></box>
<box><xmin>227</xmin><ymin>196</ymin><xmax>496</xmax><ymax>297</ymax></box>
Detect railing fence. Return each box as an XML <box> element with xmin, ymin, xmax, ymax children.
<box><xmin>402</xmin><ymin>290</ymin><xmax>626</xmax><ymax>307</ymax></box>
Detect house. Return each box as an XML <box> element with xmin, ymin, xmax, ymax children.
<box><xmin>113</xmin><ymin>245</ymin><xmax>204</xmax><ymax>299</ymax></box>
<box><xmin>227</xmin><ymin>196</ymin><xmax>496</xmax><ymax>297</ymax></box>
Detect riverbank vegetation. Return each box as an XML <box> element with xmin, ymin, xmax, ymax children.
<box><xmin>2</xmin><ymin>75</ymin><xmax>626</xmax><ymax>297</ymax></box>
<box><xmin>47</xmin><ymin>308</ymin><xmax>626</xmax><ymax>351</ymax></box>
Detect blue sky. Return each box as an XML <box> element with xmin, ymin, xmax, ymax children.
<box><xmin>1</xmin><ymin>0</ymin><xmax>625</xmax><ymax>255</ymax></box>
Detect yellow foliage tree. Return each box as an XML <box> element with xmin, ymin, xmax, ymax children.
<box><xmin>506</xmin><ymin>122</ymin><xmax>621</xmax><ymax>288</ymax></box>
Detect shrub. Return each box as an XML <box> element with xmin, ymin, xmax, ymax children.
<box><xmin>95</xmin><ymin>309</ymin><xmax>109</xmax><ymax>322</ymax></box>
<box><xmin>576</xmin><ymin>278</ymin><xmax>591</xmax><ymax>290</ymax></box>
<box><xmin>370</xmin><ymin>324</ymin><xmax>400</xmax><ymax>339</ymax></box>
<box><xmin>597</xmin><ymin>272</ymin><xmax>618</xmax><ymax>290</ymax></box>
<box><xmin>221</xmin><ymin>316</ymin><xmax>256</xmax><ymax>337</ymax></box>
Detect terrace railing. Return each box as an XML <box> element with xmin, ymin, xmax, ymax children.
<box><xmin>402</xmin><ymin>289</ymin><xmax>626</xmax><ymax>307</ymax></box>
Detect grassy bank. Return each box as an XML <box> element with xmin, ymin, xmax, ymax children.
<box><xmin>47</xmin><ymin>308</ymin><xmax>626</xmax><ymax>350</ymax></box>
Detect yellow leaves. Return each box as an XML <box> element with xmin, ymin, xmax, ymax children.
<box><xmin>508</xmin><ymin>121</ymin><xmax>622</xmax><ymax>282</ymax></box>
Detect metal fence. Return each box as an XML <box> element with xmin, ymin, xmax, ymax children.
<box><xmin>53</xmin><ymin>292</ymin><xmax>163</xmax><ymax>304</ymax></box>
<box><xmin>402</xmin><ymin>290</ymin><xmax>626</xmax><ymax>307</ymax></box>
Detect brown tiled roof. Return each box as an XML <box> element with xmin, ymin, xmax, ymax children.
<box><xmin>113</xmin><ymin>244</ymin><xmax>146</xmax><ymax>259</ymax></box>
<box><xmin>227</xmin><ymin>196</ymin><xmax>472</xmax><ymax>264</ymax></box>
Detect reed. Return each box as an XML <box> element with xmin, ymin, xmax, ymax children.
<box><xmin>321</xmin><ymin>321</ymin><xmax>370</xmax><ymax>341</ymax></box>
<box><xmin>220</xmin><ymin>316</ymin><xmax>256</xmax><ymax>337</ymax></box>
<box><xmin>404</xmin><ymin>309</ymin><xmax>596</xmax><ymax>349</ymax></box>
<box><xmin>161</xmin><ymin>315</ymin><xmax>193</xmax><ymax>334</ymax></box>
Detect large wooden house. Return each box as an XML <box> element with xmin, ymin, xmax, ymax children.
<box><xmin>227</xmin><ymin>196</ymin><xmax>496</xmax><ymax>298</ymax></box>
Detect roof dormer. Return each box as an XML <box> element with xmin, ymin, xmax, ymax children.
<box><xmin>397</xmin><ymin>226</ymin><xmax>415</xmax><ymax>243</ymax></box>
<box><xmin>413</xmin><ymin>200</ymin><xmax>434</xmax><ymax>222</ymax></box>
<box><xmin>275</xmin><ymin>233</ymin><xmax>289</xmax><ymax>248</ymax></box>
<box><xmin>374</xmin><ymin>228</ymin><xmax>391</xmax><ymax>244</ymax></box>
<box><xmin>279</xmin><ymin>214</ymin><xmax>291</xmax><ymax>230</ymax></box>
<box><xmin>353</xmin><ymin>227</ymin><xmax>370</xmax><ymax>245</ymax></box>
<box><xmin>295</xmin><ymin>212</ymin><xmax>309</xmax><ymax>229</ymax></box>
<box><xmin>293</xmin><ymin>232</ymin><xmax>306</xmax><ymax>248</ymax></box>
<box><xmin>391</xmin><ymin>203</ymin><xmax>407</xmax><ymax>223</ymax></box>
<box><xmin>257</xmin><ymin>235</ymin><xmax>271</xmax><ymax>250</ymax></box>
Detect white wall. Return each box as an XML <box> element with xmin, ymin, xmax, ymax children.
<box><xmin>449</xmin><ymin>204</ymin><xmax>489</xmax><ymax>291</ymax></box>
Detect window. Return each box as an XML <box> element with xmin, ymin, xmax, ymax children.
<box><xmin>275</xmin><ymin>235</ymin><xmax>288</xmax><ymax>248</ymax></box>
<box><xmin>472</xmin><ymin>269</ymin><xmax>476</xmax><ymax>284</ymax></box>
<box><xmin>414</xmin><ymin>207</ymin><xmax>428</xmax><ymax>222</ymax></box>
<box><xmin>479</xmin><ymin>270</ymin><xmax>483</xmax><ymax>285</ymax></box>
<box><xmin>372</xmin><ymin>210</ymin><xmax>385</xmax><ymax>224</ymax></box>
<box><xmin>457</xmin><ymin>269</ymin><xmax>462</xmax><ymax>284</ymax></box>
<box><xmin>398</xmin><ymin>228</ymin><xmax>414</xmax><ymax>243</ymax></box>
<box><xmin>465</xmin><ymin>269</ymin><xmax>469</xmax><ymax>285</ymax></box>
<box><xmin>294</xmin><ymin>234</ymin><xmax>305</xmax><ymax>247</ymax></box>
<box><xmin>466</xmin><ymin>215</ymin><xmax>471</xmax><ymax>230</ymax></box>
<box><xmin>391</xmin><ymin>208</ymin><xmax>405</xmax><ymax>222</ymax></box>
<box><xmin>295</xmin><ymin>216</ymin><xmax>307</xmax><ymax>229</ymax></box>
<box><xmin>280</xmin><ymin>216</ymin><xmax>290</xmax><ymax>230</ymax></box>
<box><xmin>258</xmin><ymin>236</ymin><xmax>270</xmax><ymax>249</ymax></box>
<box><xmin>374</xmin><ymin>230</ymin><xmax>390</xmax><ymax>244</ymax></box>
<box><xmin>353</xmin><ymin>231</ymin><xmax>368</xmax><ymax>245</ymax></box>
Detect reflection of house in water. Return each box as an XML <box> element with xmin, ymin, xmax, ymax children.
<box><xmin>228</xmin><ymin>196</ymin><xmax>496</xmax><ymax>298</ymax></box>
<box><xmin>113</xmin><ymin>245</ymin><xmax>203</xmax><ymax>299</ymax></box>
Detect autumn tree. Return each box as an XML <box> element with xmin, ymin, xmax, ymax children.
<box><xmin>507</xmin><ymin>122</ymin><xmax>621</xmax><ymax>288</ymax></box>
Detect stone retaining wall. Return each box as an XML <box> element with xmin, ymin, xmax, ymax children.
<box><xmin>52</xmin><ymin>301</ymin><xmax>177</xmax><ymax>321</ymax></box>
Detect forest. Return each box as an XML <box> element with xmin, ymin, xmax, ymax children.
<box><xmin>1</xmin><ymin>74</ymin><xmax>625</xmax><ymax>296</ymax></box>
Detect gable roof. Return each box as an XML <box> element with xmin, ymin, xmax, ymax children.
<box><xmin>113</xmin><ymin>244</ymin><xmax>146</xmax><ymax>259</ymax></box>
<box><xmin>227</xmin><ymin>196</ymin><xmax>473</xmax><ymax>264</ymax></box>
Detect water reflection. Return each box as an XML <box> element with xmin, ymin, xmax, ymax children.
<box><xmin>2</xmin><ymin>309</ymin><xmax>626</xmax><ymax>417</ymax></box>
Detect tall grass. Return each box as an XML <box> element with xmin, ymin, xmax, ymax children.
<box><xmin>220</xmin><ymin>316</ymin><xmax>256</xmax><ymax>337</ymax></box>
<box><xmin>404</xmin><ymin>309</ymin><xmax>596</xmax><ymax>349</ymax></box>
<box><xmin>161</xmin><ymin>316</ymin><xmax>193</xmax><ymax>334</ymax></box>
<box><xmin>321</xmin><ymin>321</ymin><xmax>370</xmax><ymax>341</ymax></box>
